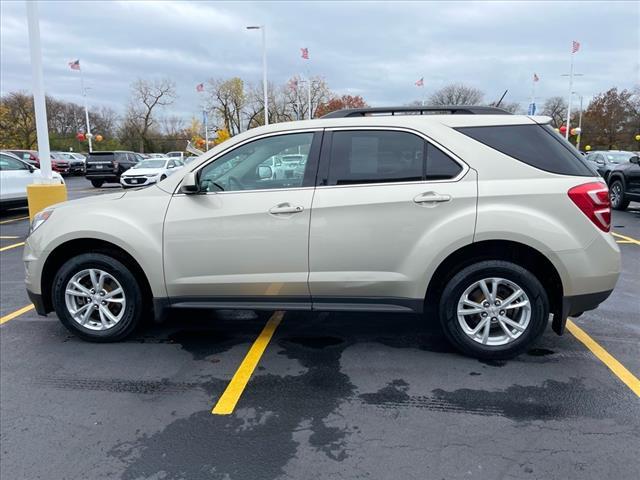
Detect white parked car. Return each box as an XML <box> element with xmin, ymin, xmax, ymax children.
<box><xmin>0</xmin><ymin>152</ymin><xmax>64</xmax><ymax>210</ymax></box>
<box><xmin>23</xmin><ymin>106</ymin><xmax>620</xmax><ymax>359</ymax></box>
<box><xmin>120</xmin><ymin>158</ymin><xmax>183</xmax><ymax>188</ymax></box>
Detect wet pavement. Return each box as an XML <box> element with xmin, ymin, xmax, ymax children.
<box><xmin>1</xmin><ymin>177</ymin><xmax>639</xmax><ymax>480</ymax></box>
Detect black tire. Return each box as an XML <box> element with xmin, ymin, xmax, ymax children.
<box><xmin>52</xmin><ymin>253</ymin><xmax>144</xmax><ymax>342</ymax></box>
<box><xmin>609</xmin><ymin>179</ymin><xmax>629</xmax><ymax>211</ymax></box>
<box><xmin>438</xmin><ymin>260</ymin><xmax>549</xmax><ymax>360</ymax></box>
<box><xmin>91</xmin><ymin>179</ymin><xmax>104</xmax><ymax>188</ymax></box>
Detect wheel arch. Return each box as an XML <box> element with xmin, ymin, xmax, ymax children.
<box><xmin>425</xmin><ymin>240</ymin><xmax>563</xmax><ymax>330</ymax></box>
<box><xmin>41</xmin><ymin>238</ymin><xmax>154</xmax><ymax>315</ymax></box>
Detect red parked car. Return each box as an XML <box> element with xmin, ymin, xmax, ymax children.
<box><xmin>3</xmin><ymin>149</ymin><xmax>40</xmax><ymax>167</ymax></box>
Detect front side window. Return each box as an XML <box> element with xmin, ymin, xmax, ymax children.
<box><xmin>0</xmin><ymin>154</ymin><xmax>28</xmax><ymax>171</ymax></box>
<box><xmin>199</xmin><ymin>132</ymin><xmax>314</xmax><ymax>192</ymax></box>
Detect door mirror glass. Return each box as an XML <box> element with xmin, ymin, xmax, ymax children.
<box><xmin>180</xmin><ymin>172</ymin><xmax>200</xmax><ymax>194</ymax></box>
<box><xmin>630</xmin><ymin>156</ymin><xmax>640</xmax><ymax>165</ymax></box>
<box><xmin>257</xmin><ymin>165</ymin><xmax>272</xmax><ymax>179</ymax></box>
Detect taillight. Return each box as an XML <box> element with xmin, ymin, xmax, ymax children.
<box><xmin>568</xmin><ymin>182</ymin><xmax>610</xmax><ymax>232</ymax></box>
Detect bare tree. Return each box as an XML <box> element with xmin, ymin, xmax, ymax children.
<box><xmin>126</xmin><ymin>78</ymin><xmax>176</xmax><ymax>151</ymax></box>
<box><xmin>429</xmin><ymin>83</ymin><xmax>484</xmax><ymax>106</ymax></box>
<box><xmin>0</xmin><ymin>92</ymin><xmax>37</xmax><ymax>148</ymax></box>
<box><xmin>541</xmin><ymin>96</ymin><xmax>567</xmax><ymax>128</ymax></box>
<box><xmin>205</xmin><ymin>78</ymin><xmax>245</xmax><ymax>135</ymax></box>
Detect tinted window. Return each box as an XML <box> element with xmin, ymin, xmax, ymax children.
<box><xmin>456</xmin><ymin>124</ymin><xmax>594</xmax><ymax>176</ymax></box>
<box><xmin>328</xmin><ymin>131</ymin><xmax>424</xmax><ymax>185</ymax></box>
<box><xmin>87</xmin><ymin>153</ymin><xmax>115</xmax><ymax>163</ymax></box>
<box><xmin>199</xmin><ymin>132</ymin><xmax>314</xmax><ymax>192</ymax></box>
<box><xmin>0</xmin><ymin>154</ymin><xmax>28</xmax><ymax>171</ymax></box>
<box><xmin>426</xmin><ymin>144</ymin><xmax>462</xmax><ymax>180</ymax></box>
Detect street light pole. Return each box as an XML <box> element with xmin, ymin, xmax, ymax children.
<box><xmin>80</xmin><ymin>68</ymin><xmax>93</xmax><ymax>152</ymax></box>
<box><xmin>246</xmin><ymin>25</ymin><xmax>268</xmax><ymax>126</ymax></box>
<box><xmin>26</xmin><ymin>1</ymin><xmax>52</xmax><ymax>180</ymax></box>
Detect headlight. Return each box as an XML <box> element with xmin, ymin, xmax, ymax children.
<box><xmin>30</xmin><ymin>209</ymin><xmax>53</xmax><ymax>235</ymax></box>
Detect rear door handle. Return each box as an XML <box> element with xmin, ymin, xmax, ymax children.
<box><xmin>269</xmin><ymin>203</ymin><xmax>304</xmax><ymax>215</ymax></box>
<box><xmin>413</xmin><ymin>192</ymin><xmax>452</xmax><ymax>204</ymax></box>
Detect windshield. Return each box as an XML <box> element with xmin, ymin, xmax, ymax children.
<box><xmin>135</xmin><ymin>159</ymin><xmax>166</xmax><ymax>169</ymax></box>
<box><xmin>605</xmin><ymin>152</ymin><xmax>634</xmax><ymax>163</ymax></box>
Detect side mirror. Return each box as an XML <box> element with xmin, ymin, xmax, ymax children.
<box><xmin>596</xmin><ymin>158</ymin><xmax>605</xmax><ymax>165</ymax></box>
<box><xmin>180</xmin><ymin>172</ymin><xmax>200</xmax><ymax>194</ymax></box>
<box><xmin>257</xmin><ymin>165</ymin><xmax>272</xmax><ymax>179</ymax></box>
<box><xmin>629</xmin><ymin>156</ymin><xmax>640</xmax><ymax>165</ymax></box>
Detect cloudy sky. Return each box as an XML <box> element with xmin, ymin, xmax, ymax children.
<box><xmin>1</xmin><ymin>0</ymin><xmax>638</xmax><ymax>120</ymax></box>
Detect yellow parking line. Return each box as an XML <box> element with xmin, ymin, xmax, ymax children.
<box><xmin>212</xmin><ymin>311</ymin><xmax>284</xmax><ymax>415</ymax></box>
<box><xmin>0</xmin><ymin>304</ymin><xmax>35</xmax><ymax>325</ymax></box>
<box><xmin>567</xmin><ymin>319</ymin><xmax>640</xmax><ymax>397</ymax></box>
<box><xmin>612</xmin><ymin>232</ymin><xmax>640</xmax><ymax>245</ymax></box>
<box><xmin>0</xmin><ymin>216</ymin><xmax>29</xmax><ymax>225</ymax></box>
<box><xmin>0</xmin><ymin>236</ymin><xmax>20</xmax><ymax>239</ymax></box>
<box><xmin>0</xmin><ymin>242</ymin><xmax>25</xmax><ymax>252</ymax></box>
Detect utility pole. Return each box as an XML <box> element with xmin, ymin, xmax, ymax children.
<box><xmin>247</xmin><ymin>25</ymin><xmax>268</xmax><ymax>125</ymax></box>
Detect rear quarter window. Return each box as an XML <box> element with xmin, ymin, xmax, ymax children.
<box><xmin>456</xmin><ymin>124</ymin><xmax>594</xmax><ymax>177</ymax></box>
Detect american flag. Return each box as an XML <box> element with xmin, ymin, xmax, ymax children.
<box><xmin>533</xmin><ymin>73</ymin><xmax>539</xmax><ymax>82</ymax></box>
<box><xmin>196</xmin><ymin>83</ymin><xmax>204</xmax><ymax>92</ymax></box>
<box><xmin>68</xmin><ymin>59</ymin><xmax>80</xmax><ymax>71</ymax></box>
<box><xmin>572</xmin><ymin>40</ymin><xmax>580</xmax><ymax>53</ymax></box>
<box><xmin>300</xmin><ymin>47</ymin><xmax>309</xmax><ymax>60</ymax></box>
<box><xmin>415</xmin><ymin>77</ymin><xmax>424</xmax><ymax>87</ymax></box>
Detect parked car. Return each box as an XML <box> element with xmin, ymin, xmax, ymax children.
<box><xmin>3</xmin><ymin>149</ymin><xmax>40</xmax><ymax>167</ymax></box>
<box><xmin>52</xmin><ymin>151</ymin><xmax>85</xmax><ymax>175</ymax></box>
<box><xmin>585</xmin><ymin>150</ymin><xmax>636</xmax><ymax>181</ymax></box>
<box><xmin>85</xmin><ymin>151</ymin><xmax>140</xmax><ymax>188</ymax></box>
<box><xmin>120</xmin><ymin>158</ymin><xmax>183</xmax><ymax>188</ymax></box>
<box><xmin>166</xmin><ymin>151</ymin><xmax>185</xmax><ymax>160</ymax></box>
<box><xmin>607</xmin><ymin>154</ymin><xmax>640</xmax><ymax>210</ymax></box>
<box><xmin>0</xmin><ymin>152</ymin><xmax>64</xmax><ymax>211</ymax></box>
<box><xmin>146</xmin><ymin>153</ymin><xmax>167</xmax><ymax>159</ymax></box>
<box><xmin>24</xmin><ymin>106</ymin><xmax>620</xmax><ymax>360</ymax></box>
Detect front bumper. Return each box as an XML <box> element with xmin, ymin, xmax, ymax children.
<box><xmin>120</xmin><ymin>176</ymin><xmax>158</xmax><ymax>188</ymax></box>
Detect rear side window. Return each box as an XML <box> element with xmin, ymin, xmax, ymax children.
<box><xmin>426</xmin><ymin>144</ymin><xmax>462</xmax><ymax>180</ymax></box>
<box><xmin>456</xmin><ymin>124</ymin><xmax>594</xmax><ymax>176</ymax></box>
<box><xmin>328</xmin><ymin>130</ymin><xmax>424</xmax><ymax>185</ymax></box>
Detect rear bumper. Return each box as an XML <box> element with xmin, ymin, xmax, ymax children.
<box><xmin>552</xmin><ymin>289</ymin><xmax>613</xmax><ymax>335</ymax></box>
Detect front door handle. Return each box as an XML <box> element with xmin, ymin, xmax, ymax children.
<box><xmin>413</xmin><ymin>192</ymin><xmax>452</xmax><ymax>204</ymax></box>
<box><xmin>269</xmin><ymin>203</ymin><xmax>304</xmax><ymax>214</ymax></box>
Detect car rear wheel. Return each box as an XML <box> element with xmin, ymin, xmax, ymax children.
<box><xmin>609</xmin><ymin>180</ymin><xmax>629</xmax><ymax>210</ymax></box>
<box><xmin>91</xmin><ymin>180</ymin><xmax>104</xmax><ymax>188</ymax></box>
<box><xmin>52</xmin><ymin>253</ymin><xmax>144</xmax><ymax>342</ymax></box>
<box><xmin>439</xmin><ymin>260</ymin><xmax>549</xmax><ymax>360</ymax></box>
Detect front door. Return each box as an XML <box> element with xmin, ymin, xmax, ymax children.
<box><xmin>308</xmin><ymin>128</ymin><xmax>477</xmax><ymax>310</ymax></box>
<box><xmin>0</xmin><ymin>153</ymin><xmax>33</xmax><ymax>201</ymax></box>
<box><xmin>163</xmin><ymin>131</ymin><xmax>321</xmax><ymax>307</ymax></box>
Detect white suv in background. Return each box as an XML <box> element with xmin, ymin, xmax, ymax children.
<box><xmin>23</xmin><ymin>106</ymin><xmax>620</xmax><ymax>359</ymax></box>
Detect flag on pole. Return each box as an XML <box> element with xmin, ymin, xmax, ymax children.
<box><xmin>533</xmin><ymin>73</ymin><xmax>539</xmax><ymax>82</ymax></box>
<box><xmin>196</xmin><ymin>83</ymin><xmax>204</xmax><ymax>92</ymax></box>
<box><xmin>571</xmin><ymin>40</ymin><xmax>580</xmax><ymax>53</ymax></box>
<box><xmin>300</xmin><ymin>47</ymin><xmax>309</xmax><ymax>60</ymax></box>
<box><xmin>415</xmin><ymin>77</ymin><xmax>424</xmax><ymax>87</ymax></box>
<box><xmin>68</xmin><ymin>59</ymin><xmax>80</xmax><ymax>70</ymax></box>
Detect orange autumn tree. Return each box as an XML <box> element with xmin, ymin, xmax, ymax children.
<box><xmin>315</xmin><ymin>95</ymin><xmax>368</xmax><ymax>118</ymax></box>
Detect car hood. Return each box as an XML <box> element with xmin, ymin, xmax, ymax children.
<box><xmin>122</xmin><ymin>168</ymin><xmax>163</xmax><ymax>176</ymax></box>
<box><xmin>48</xmin><ymin>191</ymin><xmax>128</xmax><ymax>212</ymax></box>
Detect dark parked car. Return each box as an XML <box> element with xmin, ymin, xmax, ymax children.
<box><xmin>585</xmin><ymin>150</ymin><xmax>636</xmax><ymax>181</ymax></box>
<box><xmin>607</xmin><ymin>155</ymin><xmax>640</xmax><ymax>210</ymax></box>
<box><xmin>52</xmin><ymin>151</ymin><xmax>85</xmax><ymax>175</ymax></box>
<box><xmin>3</xmin><ymin>149</ymin><xmax>40</xmax><ymax>167</ymax></box>
<box><xmin>85</xmin><ymin>151</ymin><xmax>141</xmax><ymax>188</ymax></box>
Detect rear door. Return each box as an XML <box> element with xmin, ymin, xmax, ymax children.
<box><xmin>0</xmin><ymin>154</ymin><xmax>33</xmax><ymax>200</ymax></box>
<box><xmin>308</xmin><ymin>128</ymin><xmax>477</xmax><ymax>310</ymax></box>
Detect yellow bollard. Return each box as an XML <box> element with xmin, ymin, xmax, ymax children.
<box><xmin>27</xmin><ymin>183</ymin><xmax>68</xmax><ymax>221</ymax></box>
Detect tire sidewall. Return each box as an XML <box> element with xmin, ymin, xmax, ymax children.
<box><xmin>52</xmin><ymin>253</ymin><xmax>142</xmax><ymax>342</ymax></box>
<box><xmin>610</xmin><ymin>180</ymin><xmax>628</xmax><ymax>210</ymax></box>
<box><xmin>439</xmin><ymin>260</ymin><xmax>549</xmax><ymax>359</ymax></box>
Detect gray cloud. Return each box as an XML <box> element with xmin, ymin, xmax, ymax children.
<box><xmin>1</xmin><ymin>0</ymin><xmax>638</xmax><ymax>120</ymax></box>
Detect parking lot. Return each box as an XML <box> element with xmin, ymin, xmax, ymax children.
<box><xmin>1</xmin><ymin>176</ymin><xmax>639</xmax><ymax>480</ymax></box>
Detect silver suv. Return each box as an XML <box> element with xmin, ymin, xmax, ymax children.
<box><xmin>24</xmin><ymin>106</ymin><xmax>621</xmax><ymax>359</ymax></box>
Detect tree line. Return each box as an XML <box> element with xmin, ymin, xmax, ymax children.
<box><xmin>1</xmin><ymin>79</ymin><xmax>638</xmax><ymax>153</ymax></box>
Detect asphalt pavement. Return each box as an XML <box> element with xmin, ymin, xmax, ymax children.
<box><xmin>1</xmin><ymin>176</ymin><xmax>638</xmax><ymax>480</ymax></box>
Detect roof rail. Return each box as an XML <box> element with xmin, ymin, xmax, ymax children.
<box><xmin>321</xmin><ymin>105</ymin><xmax>512</xmax><ymax>118</ymax></box>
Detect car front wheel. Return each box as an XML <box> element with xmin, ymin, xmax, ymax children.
<box><xmin>609</xmin><ymin>180</ymin><xmax>629</xmax><ymax>210</ymax></box>
<box><xmin>439</xmin><ymin>260</ymin><xmax>549</xmax><ymax>360</ymax></box>
<box><xmin>52</xmin><ymin>253</ymin><xmax>144</xmax><ymax>342</ymax></box>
